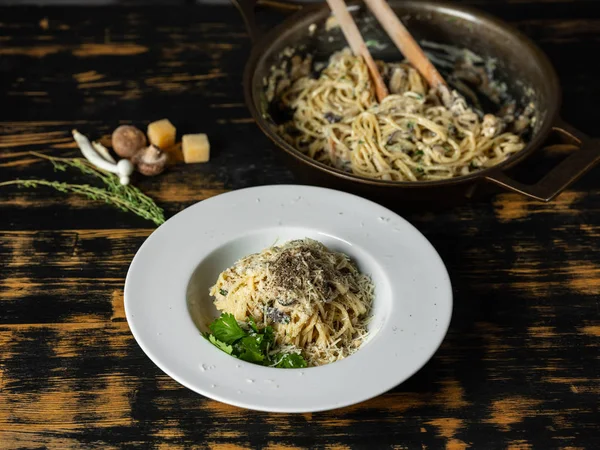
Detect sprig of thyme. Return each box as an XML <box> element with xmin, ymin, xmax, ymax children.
<box><xmin>0</xmin><ymin>152</ymin><xmax>165</xmax><ymax>225</ymax></box>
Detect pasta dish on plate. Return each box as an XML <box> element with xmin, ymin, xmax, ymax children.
<box><xmin>209</xmin><ymin>238</ymin><xmax>374</xmax><ymax>367</ymax></box>
<box><xmin>267</xmin><ymin>47</ymin><xmax>534</xmax><ymax>182</ymax></box>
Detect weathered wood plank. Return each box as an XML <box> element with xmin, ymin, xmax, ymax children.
<box><xmin>0</xmin><ymin>321</ymin><xmax>597</xmax><ymax>448</ymax></box>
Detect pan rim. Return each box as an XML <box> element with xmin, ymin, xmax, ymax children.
<box><xmin>243</xmin><ymin>0</ymin><xmax>561</xmax><ymax>189</ymax></box>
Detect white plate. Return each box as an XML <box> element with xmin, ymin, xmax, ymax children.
<box><xmin>124</xmin><ymin>185</ymin><xmax>452</xmax><ymax>413</ymax></box>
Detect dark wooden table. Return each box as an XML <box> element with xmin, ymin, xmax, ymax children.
<box><xmin>1</xmin><ymin>1</ymin><xmax>599</xmax><ymax>449</ymax></box>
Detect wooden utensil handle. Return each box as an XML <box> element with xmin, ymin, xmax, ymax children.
<box><xmin>325</xmin><ymin>0</ymin><xmax>389</xmax><ymax>102</ymax></box>
<box><xmin>364</xmin><ymin>0</ymin><xmax>446</xmax><ymax>89</ymax></box>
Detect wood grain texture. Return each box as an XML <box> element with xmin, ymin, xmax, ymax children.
<box><xmin>0</xmin><ymin>2</ymin><xmax>599</xmax><ymax>449</ymax></box>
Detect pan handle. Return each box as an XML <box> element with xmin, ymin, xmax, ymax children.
<box><xmin>231</xmin><ymin>0</ymin><xmax>303</xmax><ymax>43</ymax></box>
<box><xmin>484</xmin><ymin>120</ymin><xmax>600</xmax><ymax>201</ymax></box>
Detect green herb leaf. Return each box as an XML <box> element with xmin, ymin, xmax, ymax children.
<box><xmin>248</xmin><ymin>316</ymin><xmax>259</xmax><ymax>333</ymax></box>
<box><xmin>237</xmin><ymin>335</ymin><xmax>265</xmax><ymax>363</ymax></box>
<box><xmin>209</xmin><ymin>313</ymin><xmax>246</xmax><ymax>344</ymax></box>
<box><xmin>0</xmin><ymin>153</ymin><xmax>165</xmax><ymax>226</ymax></box>
<box><xmin>415</xmin><ymin>150</ymin><xmax>424</xmax><ymax>157</ymax></box>
<box><xmin>208</xmin><ymin>334</ymin><xmax>234</xmax><ymax>355</ymax></box>
<box><xmin>219</xmin><ymin>288</ymin><xmax>228</xmax><ymax>296</ymax></box>
<box><xmin>261</xmin><ymin>326</ymin><xmax>275</xmax><ymax>352</ymax></box>
<box><xmin>273</xmin><ymin>353</ymin><xmax>307</xmax><ymax>368</ymax></box>
<box><xmin>204</xmin><ymin>314</ymin><xmax>306</xmax><ymax>369</ymax></box>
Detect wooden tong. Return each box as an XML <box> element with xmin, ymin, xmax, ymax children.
<box><xmin>325</xmin><ymin>0</ymin><xmax>447</xmax><ymax>101</ymax></box>
<box><xmin>326</xmin><ymin>0</ymin><xmax>390</xmax><ymax>102</ymax></box>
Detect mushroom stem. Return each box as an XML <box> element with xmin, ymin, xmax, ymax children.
<box><xmin>92</xmin><ymin>141</ymin><xmax>116</xmax><ymax>163</ymax></box>
<box><xmin>72</xmin><ymin>129</ymin><xmax>134</xmax><ymax>185</ymax></box>
<box><xmin>132</xmin><ymin>145</ymin><xmax>168</xmax><ymax>176</ymax></box>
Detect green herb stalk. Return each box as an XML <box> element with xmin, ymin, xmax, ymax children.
<box><xmin>0</xmin><ymin>152</ymin><xmax>165</xmax><ymax>225</ymax></box>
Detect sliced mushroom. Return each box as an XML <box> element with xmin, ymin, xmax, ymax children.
<box><xmin>290</xmin><ymin>54</ymin><xmax>313</xmax><ymax>81</ymax></box>
<box><xmin>265</xmin><ymin>307</ymin><xmax>291</xmax><ymax>324</ymax></box>
<box><xmin>131</xmin><ymin>145</ymin><xmax>168</xmax><ymax>176</ymax></box>
<box><xmin>513</xmin><ymin>115</ymin><xmax>530</xmax><ymax>133</ymax></box>
<box><xmin>277</xmin><ymin>297</ymin><xmax>298</xmax><ymax>307</ymax></box>
<box><xmin>389</xmin><ymin>66</ymin><xmax>407</xmax><ymax>94</ymax></box>
<box><xmin>481</xmin><ymin>114</ymin><xmax>505</xmax><ymax>138</ymax></box>
<box><xmin>324</xmin><ymin>112</ymin><xmax>342</xmax><ymax>123</ymax></box>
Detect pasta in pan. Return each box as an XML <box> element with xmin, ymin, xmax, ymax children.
<box><xmin>268</xmin><ymin>48</ymin><xmax>533</xmax><ymax>181</ymax></box>
<box><xmin>210</xmin><ymin>238</ymin><xmax>374</xmax><ymax>367</ymax></box>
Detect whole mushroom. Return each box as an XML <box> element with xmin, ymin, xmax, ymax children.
<box><xmin>132</xmin><ymin>145</ymin><xmax>168</xmax><ymax>176</ymax></box>
<box><xmin>112</xmin><ymin>125</ymin><xmax>147</xmax><ymax>158</ymax></box>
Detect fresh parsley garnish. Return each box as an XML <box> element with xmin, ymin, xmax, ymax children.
<box><xmin>208</xmin><ymin>334</ymin><xmax>233</xmax><ymax>355</ymax></box>
<box><xmin>273</xmin><ymin>352</ymin><xmax>307</xmax><ymax>368</ymax></box>
<box><xmin>236</xmin><ymin>335</ymin><xmax>265</xmax><ymax>363</ymax></box>
<box><xmin>219</xmin><ymin>289</ymin><xmax>228</xmax><ymax>296</ymax></box>
<box><xmin>209</xmin><ymin>313</ymin><xmax>246</xmax><ymax>344</ymax></box>
<box><xmin>204</xmin><ymin>313</ymin><xmax>307</xmax><ymax>369</ymax></box>
<box><xmin>248</xmin><ymin>316</ymin><xmax>259</xmax><ymax>333</ymax></box>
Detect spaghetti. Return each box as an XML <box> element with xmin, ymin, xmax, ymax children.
<box><xmin>269</xmin><ymin>48</ymin><xmax>532</xmax><ymax>181</ymax></box>
<box><xmin>210</xmin><ymin>238</ymin><xmax>374</xmax><ymax>367</ymax></box>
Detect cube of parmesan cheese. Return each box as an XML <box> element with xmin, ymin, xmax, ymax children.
<box><xmin>182</xmin><ymin>134</ymin><xmax>210</xmax><ymax>163</ymax></box>
<box><xmin>147</xmin><ymin>119</ymin><xmax>176</xmax><ymax>149</ymax></box>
